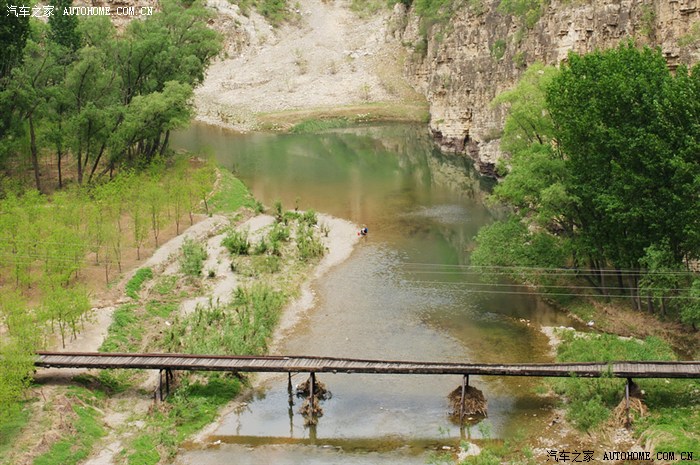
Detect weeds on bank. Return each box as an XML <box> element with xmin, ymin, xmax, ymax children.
<box><xmin>180</xmin><ymin>239</ymin><xmax>208</xmax><ymax>277</ymax></box>
<box><xmin>209</xmin><ymin>170</ymin><xmax>258</xmax><ymax>213</ymax></box>
<box><xmin>32</xmin><ymin>388</ymin><xmax>106</xmax><ymax>465</ymax></box>
<box><xmin>551</xmin><ymin>329</ymin><xmax>700</xmax><ymax>449</ymax></box>
<box><xmin>124</xmin><ymin>375</ymin><xmax>242</xmax><ymax>465</ymax></box>
<box><xmin>100</xmin><ymin>305</ymin><xmax>141</xmax><ymax>353</ymax></box>
<box><xmin>165</xmin><ymin>283</ymin><xmax>285</xmax><ymax>355</ymax></box>
<box><xmin>126</xmin><ymin>267</ymin><xmax>153</xmax><ymax>299</ymax></box>
<box><xmin>0</xmin><ymin>406</ymin><xmax>30</xmax><ymax>460</ymax></box>
<box><xmin>222</xmin><ymin>228</ymin><xmax>250</xmax><ymax>255</ymax></box>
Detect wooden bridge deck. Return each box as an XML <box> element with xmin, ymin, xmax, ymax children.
<box><xmin>35</xmin><ymin>352</ymin><xmax>700</xmax><ymax>378</ymax></box>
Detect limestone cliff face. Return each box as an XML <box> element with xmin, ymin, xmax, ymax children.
<box><xmin>393</xmin><ymin>0</ymin><xmax>700</xmax><ymax>175</ymax></box>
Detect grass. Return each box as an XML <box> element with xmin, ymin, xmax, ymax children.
<box><xmin>152</xmin><ymin>275</ymin><xmax>178</xmax><ymax>297</ymax></box>
<box><xmin>165</xmin><ymin>284</ymin><xmax>285</xmax><ymax>356</ymax></box>
<box><xmin>146</xmin><ymin>301</ymin><xmax>177</xmax><ymax>318</ymax></box>
<box><xmin>0</xmin><ymin>405</ymin><xmax>30</xmax><ymax>459</ymax></box>
<box><xmin>290</xmin><ymin>117</ymin><xmax>354</xmax><ymax>134</ymax></box>
<box><xmin>551</xmin><ymin>329</ymin><xmax>700</xmax><ymax>439</ymax></box>
<box><xmin>208</xmin><ymin>169</ymin><xmax>256</xmax><ymax>214</ymax></box>
<box><xmin>125</xmin><ymin>375</ymin><xmax>242</xmax><ymax>465</ymax></box>
<box><xmin>179</xmin><ymin>238</ymin><xmax>208</xmax><ymax>277</ymax></box>
<box><xmin>32</xmin><ymin>389</ymin><xmax>105</xmax><ymax>465</ymax></box>
<box><xmin>99</xmin><ymin>304</ymin><xmax>140</xmax><ymax>353</ymax></box>
<box><xmin>126</xmin><ymin>267</ymin><xmax>153</xmax><ymax>300</ymax></box>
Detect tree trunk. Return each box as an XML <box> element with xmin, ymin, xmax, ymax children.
<box><xmin>159</xmin><ymin>130</ymin><xmax>170</xmax><ymax>156</ymax></box>
<box><xmin>57</xmin><ymin>143</ymin><xmax>63</xmax><ymax>188</ymax></box>
<box><xmin>29</xmin><ymin>116</ymin><xmax>41</xmax><ymax>192</ymax></box>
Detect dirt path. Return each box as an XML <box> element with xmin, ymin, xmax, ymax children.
<box><xmin>196</xmin><ymin>0</ymin><xmax>421</xmax><ymax>130</ymax></box>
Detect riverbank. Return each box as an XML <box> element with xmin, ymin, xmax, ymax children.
<box><xmin>1</xmin><ymin>168</ymin><xmax>360</xmax><ymax>465</ymax></box>
<box><xmin>195</xmin><ymin>0</ymin><xmax>427</xmax><ymax>132</ymax></box>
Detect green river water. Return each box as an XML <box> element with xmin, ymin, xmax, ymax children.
<box><xmin>170</xmin><ymin>123</ymin><xmax>576</xmax><ymax>464</ymax></box>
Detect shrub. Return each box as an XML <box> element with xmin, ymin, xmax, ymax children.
<box><xmin>179</xmin><ymin>239</ymin><xmax>208</xmax><ymax>276</ymax></box>
<box><xmin>296</xmin><ymin>223</ymin><xmax>325</xmax><ymax>261</ymax></box>
<box><xmin>222</xmin><ymin>229</ymin><xmax>249</xmax><ymax>255</ymax></box>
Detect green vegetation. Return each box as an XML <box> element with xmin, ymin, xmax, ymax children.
<box><xmin>230</xmin><ymin>0</ymin><xmax>291</xmax><ymax>24</ymax></box>
<box><xmin>179</xmin><ymin>238</ymin><xmax>208</xmax><ymax>277</ymax></box>
<box><xmin>0</xmin><ymin>407</ymin><xmax>30</xmax><ymax>458</ymax></box>
<box><xmin>290</xmin><ymin>117</ymin><xmax>355</xmax><ymax>133</ymax></box>
<box><xmin>32</xmin><ymin>389</ymin><xmax>106</xmax><ymax>465</ymax></box>
<box><xmin>165</xmin><ymin>284</ymin><xmax>285</xmax><ymax>355</ymax></box>
<box><xmin>126</xmin><ymin>268</ymin><xmax>154</xmax><ymax>300</ymax></box>
<box><xmin>99</xmin><ymin>305</ymin><xmax>140</xmax><ymax>353</ymax></box>
<box><xmin>678</xmin><ymin>21</ymin><xmax>700</xmax><ymax>47</ymax></box>
<box><xmin>222</xmin><ymin>228</ymin><xmax>250</xmax><ymax>255</ymax></box>
<box><xmin>497</xmin><ymin>0</ymin><xmax>546</xmax><ymax>29</ymax></box>
<box><xmin>0</xmin><ymin>1</ymin><xmax>221</xmax><ymax>191</ymax></box>
<box><xmin>478</xmin><ymin>45</ymin><xmax>700</xmax><ymax>328</ymax></box>
<box><xmin>209</xmin><ymin>169</ymin><xmax>257</xmax><ymax>213</ymax></box>
<box><xmin>551</xmin><ymin>329</ymin><xmax>699</xmax><ymax>448</ymax></box>
<box><xmin>490</xmin><ymin>39</ymin><xmax>507</xmax><ymax>60</ymax></box>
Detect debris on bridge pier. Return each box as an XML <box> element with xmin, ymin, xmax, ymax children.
<box><xmin>297</xmin><ymin>373</ymin><xmax>331</xmax><ymax>426</ymax></box>
<box><xmin>613</xmin><ymin>378</ymin><xmax>647</xmax><ymax>427</ymax></box>
<box><xmin>448</xmin><ymin>376</ymin><xmax>487</xmax><ymax>424</ymax></box>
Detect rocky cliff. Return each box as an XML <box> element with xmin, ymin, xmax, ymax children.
<box><xmin>392</xmin><ymin>0</ymin><xmax>700</xmax><ymax>175</ymax></box>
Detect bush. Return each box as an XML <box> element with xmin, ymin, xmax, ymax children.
<box><xmin>222</xmin><ymin>229</ymin><xmax>249</xmax><ymax>255</ymax></box>
<box><xmin>179</xmin><ymin>238</ymin><xmax>208</xmax><ymax>276</ymax></box>
<box><xmin>296</xmin><ymin>223</ymin><xmax>325</xmax><ymax>261</ymax></box>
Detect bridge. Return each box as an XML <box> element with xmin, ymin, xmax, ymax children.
<box><xmin>35</xmin><ymin>352</ymin><xmax>700</xmax><ymax>425</ymax></box>
<box><xmin>35</xmin><ymin>351</ymin><xmax>700</xmax><ymax>378</ymax></box>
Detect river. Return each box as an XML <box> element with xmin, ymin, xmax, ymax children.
<box><xmin>171</xmin><ymin>123</ymin><xmax>575</xmax><ymax>464</ymax></box>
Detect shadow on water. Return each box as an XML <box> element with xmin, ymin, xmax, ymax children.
<box><xmin>171</xmin><ymin>123</ymin><xmax>577</xmax><ymax>464</ymax></box>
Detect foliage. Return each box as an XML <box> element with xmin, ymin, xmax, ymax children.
<box><xmin>222</xmin><ymin>228</ymin><xmax>250</xmax><ymax>255</ymax></box>
<box><xmin>479</xmin><ymin>44</ymin><xmax>700</xmax><ymax>321</ymax></box>
<box><xmin>497</xmin><ymin>0</ymin><xmax>546</xmax><ymax>29</ymax></box>
<box><xmin>490</xmin><ymin>39</ymin><xmax>506</xmax><ymax>60</ymax></box>
<box><xmin>208</xmin><ymin>169</ymin><xmax>256</xmax><ymax>213</ymax></box>
<box><xmin>471</xmin><ymin>217</ymin><xmax>569</xmax><ymax>284</ymax></box>
<box><xmin>126</xmin><ymin>267</ymin><xmax>153</xmax><ymax>300</ymax></box>
<box><xmin>99</xmin><ymin>305</ymin><xmax>140</xmax><ymax>353</ymax></box>
<box><xmin>0</xmin><ymin>1</ymin><xmax>222</xmax><ymax>185</ymax></box>
<box><xmin>179</xmin><ymin>238</ymin><xmax>208</xmax><ymax>277</ymax></box>
<box><xmin>165</xmin><ymin>284</ymin><xmax>285</xmax><ymax>355</ymax></box>
<box><xmin>231</xmin><ymin>0</ymin><xmax>290</xmax><ymax>24</ymax></box>
<box><xmin>296</xmin><ymin>222</ymin><xmax>325</xmax><ymax>261</ymax></box>
<box><xmin>32</xmin><ymin>389</ymin><xmax>105</xmax><ymax>465</ymax></box>
<box><xmin>553</xmin><ymin>330</ymin><xmax>680</xmax><ymax>431</ymax></box>
<box><xmin>48</xmin><ymin>0</ymin><xmax>81</xmax><ymax>51</ymax></box>
<box><xmin>0</xmin><ymin>406</ymin><xmax>30</xmax><ymax>458</ymax></box>
<box><xmin>125</xmin><ymin>375</ymin><xmax>241</xmax><ymax>464</ymax></box>
<box><xmin>290</xmin><ymin>118</ymin><xmax>352</xmax><ymax>133</ymax></box>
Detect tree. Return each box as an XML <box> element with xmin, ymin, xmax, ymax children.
<box><xmin>48</xmin><ymin>0</ymin><xmax>82</xmax><ymax>51</ymax></box>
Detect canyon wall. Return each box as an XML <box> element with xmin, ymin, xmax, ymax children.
<box><xmin>392</xmin><ymin>0</ymin><xmax>700</xmax><ymax>175</ymax></box>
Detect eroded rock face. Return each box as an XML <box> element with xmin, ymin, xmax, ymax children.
<box><xmin>396</xmin><ymin>0</ymin><xmax>700</xmax><ymax>175</ymax></box>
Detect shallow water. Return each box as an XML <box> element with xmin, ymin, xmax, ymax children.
<box><xmin>171</xmin><ymin>124</ymin><xmax>576</xmax><ymax>463</ymax></box>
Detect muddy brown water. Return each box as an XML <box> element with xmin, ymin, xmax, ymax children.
<box><xmin>171</xmin><ymin>123</ymin><xmax>576</xmax><ymax>464</ymax></box>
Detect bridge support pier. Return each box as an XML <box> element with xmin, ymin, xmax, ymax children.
<box><xmin>459</xmin><ymin>374</ymin><xmax>469</xmax><ymax>423</ymax></box>
<box><xmin>310</xmin><ymin>372</ymin><xmax>316</xmax><ymax>410</ymax></box>
<box><xmin>156</xmin><ymin>369</ymin><xmax>173</xmax><ymax>402</ymax></box>
<box><xmin>625</xmin><ymin>377</ymin><xmax>631</xmax><ymax>428</ymax></box>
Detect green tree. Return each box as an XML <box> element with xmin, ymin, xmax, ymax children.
<box><xmin>546</xmin><ymin>43</ymin><xmax>700</xmax><ymax>306</ymax></box>
<box><xmin>48</xmin><ymin>0</ymin><xmax>82</xmax><ymax>51</ymax></box>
